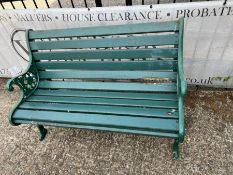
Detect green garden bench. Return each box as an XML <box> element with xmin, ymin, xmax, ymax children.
<box><xmin>6</xmin><ymin>18</ymin><xmax>186</xmax><ymax>159</ymax></box>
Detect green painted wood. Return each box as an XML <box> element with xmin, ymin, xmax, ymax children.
<box><xmin>27</xmin><ymin>95</ymin><xmax>178</xmax><ymax>108</ymax></box>
<box><xmin>36</xmin><ymin>60</ymin><xmax>178</xmax><ymax>71</ymax></box>
<box><xmin>38</xmin><ymin>81</ymin><xmax>177</xmax><ymax>92</ymax></box>
<box><xmin>30</xmin><ymin>34</ymin><xmax>178</xmax><ymax>51</ymax></box>
<box><xmin>178</xmin><ymin>96</ymin><xmax>185</xmax><ymax>142</ymax></box>
<box><xmin>177</xmin><ymin>17</ymin><xmax>186</xmax><ymax>143</ymax></box>
<box><xmin>29</xmin><ymin>21</ymin><xmax>178</xmax><ymax>39</ymax></box>
<box><xmin>19</xmin><ymin>102</ymin><xmax>178</xmax><ymax>118</ymax></box>
<box><xmin>13</xmin><ymin>110</ymin><xmax>178</xmax><ymax>131</ymax></box>
<box><xmin>13</xmin><ymin>120</ymin><xmax>179</xmax><ymax>138</ymax></box>
<box><xmin>38</xmin><ymin>70</ymin><xmax>177</xmax><ymax>80</ymax></box>
<box><xmin>33</xmin><ymin>48</ymin><xmax>178</xmax><ymax>60</ymax></box>
<box><xmin>34</xmin><ymin>89</ymin><xmax>178</xmax><ymax>101</ymax></box>
<box><xmin>178</xmin><ymin>17</ymin><xmax>187</xmax><ymax>97</ymax></box>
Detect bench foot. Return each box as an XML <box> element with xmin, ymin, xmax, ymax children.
<box><xmin>172</xmin><ymin>139</ymin><xmax>180</xmax><ymax>159</ymax></box>
<box><xmin>37</xmin><ymin>125</ymin><xmax>47</xmax><ymax>141</ymax></box>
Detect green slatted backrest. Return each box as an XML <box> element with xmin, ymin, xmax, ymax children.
<box><xmin>27</xmin><ymin>21</ymin><xmax>180</xmax><ymax>83</ymax></box>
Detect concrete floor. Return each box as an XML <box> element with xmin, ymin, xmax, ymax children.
<box><xmin>0</xmin><ymin>78</ymin><xmax>232</xmax><ymax>175</ymax></box>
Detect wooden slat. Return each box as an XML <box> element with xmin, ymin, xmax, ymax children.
<box><xmin>38</xmin><ymin>81</ymin><xmax>177</xmax><ymax>92</ymax></box>
<box><xmin>19</xmin><ymin>102</ymin><xmax>178</xmax><ymax>118</ymax></box>
<box><xmin>13</xmin><ymin>110</ymin><xmax>178</xmax><ymax>131</ymax></box>
<box><xmin>30</xmin><ymin>34</ymin><xmax>178</xmax><ymax>51</ymax></box>
<box><xmin>33</xmin><ymin>48</ymin><xmax>178</xmax><ymax>60</ymax></box>
<box><xmin>14</xmin><ymin>119</ymin><xmax>179</xmax><ymax>137</ymax></box>
<box><xmin>36</xmin><ymin>60</ymin><xmax>178</xmax><ymax>71</ymax></box>
<box><xmin>34</xmin><ymin>89</ymin><xmax>178</xmax><ymax>101</ymax></box>
<box><xmin>29</xmin><ymin>21</ymin><xmax>178</xmax><ymax>39</ymax></box>
<box><xmin>38</xmin><ymin>70</ymin><xmax>177</xmax><ymax>80</ymax></box>
<box><xmin>27</xmin><ymin>96</ymin><xmax>178</xmax><ymax>108</ymax></box>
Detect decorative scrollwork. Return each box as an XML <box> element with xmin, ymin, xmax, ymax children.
<box><xmin>6</xmin><ymin>63</ymin><xmax>39</xmax><ymax>98</ymax></box>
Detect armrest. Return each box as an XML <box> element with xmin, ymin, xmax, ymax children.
<box><xmin>6</xmin><ymin>29</ymin><xmax>38</xmax><ymax>98</ymax></box>
<box><xmin>6</xmin><ymin>63</ymin><xmax>39</xmax><ymax>125</ymax></box>
<box><xmin>6</xmin><ymin>29</ymin><xmax>38</xmax><ymax>125</ymax></box>
<box><xmin>177</xmin><ymin>17</ymin><xmax>186</xmax><ymax>143</ymax></box>
<box><xmin>177</xmin><ymin>17</ymin><xmax>187</xmax><ymax>97</ymax></box>
<box><xmin>5</xmin><ymin>63</ymin><xmax>39</xmax><ymax>98</ymax></box>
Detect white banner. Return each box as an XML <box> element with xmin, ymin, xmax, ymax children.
<box><xmin>0</xmin><ymin>1</ymin><xmax>233</xmax><ymax>87</ymax></box>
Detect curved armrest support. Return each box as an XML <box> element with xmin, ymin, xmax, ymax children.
<box><xmin>177</xmin><ymin>17</ymin><xmax>187</xmax><ymax>97</ymax></box>
<box><xmin>177</xmin><ymin>17</ymin><xmax>187</xmax><ymax>143</ymax></box>
<box><xmin>6</xmin><ymin>29</ymin><xmax>38</xmax><ymax>98</ymax></box>
<box><xmin>5</xmin><ymin>63</ymin><xmax>39</xmax><ymax>126</ymax></box>
<box><xmin>6</xmin><ymin>29</ymin><xmax>38</xmax><ymax>125</ymax></box>
<box><xmin>5</xmin><ymin>64</ymin><xmax>39</xmax><ymax>98</ymax></box>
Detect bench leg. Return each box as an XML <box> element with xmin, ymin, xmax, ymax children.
<box><xmin>172</xmin><ymin>139</ymin><xmax>180</xmax><ymax>159</ymax></box>
<box><xmin>37</xmin><ymin>125</ymin><xmax>47</xmax><ymax>141</ymax></box>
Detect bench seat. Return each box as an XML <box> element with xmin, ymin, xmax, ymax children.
<box><xmin>14</xmin><ymin>89</ymin><xmax>179</xmax><ymax>138</ymax></box>
<box><xmin>6</xmin><ymin>18</ymin><xmax>186</xmax><ymax>159</ymax></box>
